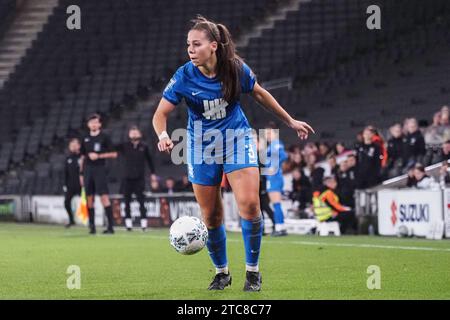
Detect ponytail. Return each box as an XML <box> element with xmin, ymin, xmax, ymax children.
<box><xmin>190</xmin><ymin>15</ymin><xmax>243</xmax><ymax>103</ymax></box>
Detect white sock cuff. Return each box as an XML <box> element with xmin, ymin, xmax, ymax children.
<box><xmin>216</xmin><ymin>266</ymin><xmax>229</xmax><ymax>274</ymax></box>
<box><xmin>141</xmin><ymin>218</ymin><xmax>148</xmax><ymax>229</ymax></box>
<box><xmin>125</xmin><ymin>218</ymin><xmax>133</xmax><ymax>228</ymax></box>
<box><xmin>246</xmin><ymin>264</ymin><xmax>259</xmax><ymax>272</ymax></box>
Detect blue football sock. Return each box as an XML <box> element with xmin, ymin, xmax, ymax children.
<box><xmin>241</xmin><ymin>215</ymin><xmax>263</xmax><ymax>268</ymax></box>
<box><xmin>206</xmin><ymin>224</ymin><xmax>228</xmax><ymax>270</ymax></box>
<box><xmin>273</xmin><ymin>202</ymin><xmax>284</xmax><ymax>225</ymax></box>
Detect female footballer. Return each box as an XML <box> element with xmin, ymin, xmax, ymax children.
<box><xmin>152</xmin><ymin>16</ymin><xmax>314</xmax><ymax>292</ymax></box>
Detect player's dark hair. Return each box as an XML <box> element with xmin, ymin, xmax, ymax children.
<box><xmin>190</xmin><ymin>15</ymin><xmax>243</xmax><ymax>104</ymax></box>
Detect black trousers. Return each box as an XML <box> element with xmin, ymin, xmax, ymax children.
<box><xmin>123</xmin><ymin>177</ymin><xmax>147</xmax><ymax>219</ymax></box>
<box><xmin>64</xmin><ymin>188</ymin><xmax>81</xmax><ymax>224</ymax></box>
<box><xmin>260</xmin><ymin>192</ymin><xmax>275</xmax><ymax>231</ymax></box>
<box><xmin>326</xmin><ymin>210</ymin><xmax>358</xmax><ymax>234</ymax></box>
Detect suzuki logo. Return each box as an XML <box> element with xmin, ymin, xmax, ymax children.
<box><xmin>390</xmin><ymin>200</ymin><xmax>397</xmax><ymax>226</ymax></box>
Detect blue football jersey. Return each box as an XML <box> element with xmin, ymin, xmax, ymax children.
<box><xmin>265</xmin><ymin>139</ymin><xmax>287</xmax><ymax>176</ymax></box>
<box><xmin>163</xmin><ymin>61</ymin><xmax>256</xmax><ymax>132</ymax></box>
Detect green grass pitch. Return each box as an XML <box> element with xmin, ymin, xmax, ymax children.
<box><xmin>0</xmin><ymin>223</ymin><xmax>449</xmax><ymax>299</ymax></box>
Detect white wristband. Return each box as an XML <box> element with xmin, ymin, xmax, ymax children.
<box><xmin>158</xmin><ymin>131</ymin><xmax>170</xmax><ymax>141</ymax></box>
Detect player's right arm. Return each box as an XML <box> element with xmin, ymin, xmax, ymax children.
<box><xmin>152</xmin><ymin>97</ymin><xmax>176</xmax><ymax>153</ymax></box>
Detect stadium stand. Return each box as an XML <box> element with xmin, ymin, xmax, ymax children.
<box><xmin>0</xmin><ymin>0</ymin><xmax>16</xmax><ymax>38</ymax></box>
<box><xmin>0</xmin><ymin>0</ymin><xmax>449</xmax><ymax>196</ymax></box>
<box><xmin>0</xmin><ymin>0</ymin><xmax>287</xmax><ymax>194</ymax></box>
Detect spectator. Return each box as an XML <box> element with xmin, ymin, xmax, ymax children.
<box><xmin>327</xmin><ymin>154</ymin><xmax>339</xmax><ymax>177</ymax></box>
<box><xmin>303</xmin><ymin>142</ymin><xmax>318</xmax><ymax>158</ymax></box>
<box><xmin>411</xmin><ymin>163</ymin><xmax>437</xmax><ymax>189</ymax></box>
<box><xmin>432</xmin><ymin>140</ymin><xmax>450</xmax><ymax>164</ymax></box>
<box><xmin>440</xmin><ymin>106</ymin><xmax>450</xmax><ymax>126</ymax></box>
<box><xmin>423</xmin><ymin>112</ymin><xmax>444</xmax><ymax>146</ymax></box>
<box><xmin>162</xmin><ymin>177</ymin><xmax>176</xmax><ymax>194</ymax></box>
<box><xmin>317</xmin><ymin>142</ymin><xmax>331</xmax><ymax>162</ymax></box>
<box><xmin>439</xmin><ymin>161</ymin><xmax>450</xmax><ymax>188</ymax></box>
<box><xmin>150</xmin><ymin>175</ymin><xmax>162</xmax><ymax>193</ymax></box>
<box><xmin>354</xmin><ymin>131</ymin><xmax>364</xmax><ymax>149</ymax></box>
<box><xmin>176</xmin><ymin>174</ymin><xmax>193</xmax><ymax>192</ymax></box>
<box><xmin>386</xmin><ymin>123</ymin><xmax>407</xmax><ymax>177</ymax></box>
<box><xmin>355</xmin><ymin>126</ymin><xmax>382</xmax><ymax>189</ymax></box>
<box><xmin>283</xmin><ymin>145</ymin><xmax>304</xmax><ymax>173</ymax></box>
<box><xmin>290</xmin><ymin>168</ymin><xmax>312</xmax><ymax>212</ymax></box>
<box><xmin>334</xmin><ymin>142</ymin><xmax>350</xmax><ymax>157</ymax></box>
<box><xmin>404</xmin><ymin>118</ymin><xmax>426</xmax><ymax>167</ymax></box>
<box><xmin>346</xmin><ymin>154</ymin><xmax>358</xmax><ymax>178</ymax></box>
<box><xmin>369</xmin><ymin>126</ymin><xmax>388</xmax><ymax>168</ymax></box>
<box><xmin>405</xmin><ymin>163</ymin><xmax>417</xmax><ymax>187</ymax></box>
<box><xmin>304</xmin><ymin>153</ymin><xmax>324</xmax><ymax>192</ymax></box>
<box><xmin>336</xmin><ymin>159</ymin><xmax>357</xmax><ymax>208</ymax></box>
<box><xmin>439</xmin><ymin>106</ymin><xmax>450</xmax><ymax>141</ymax></box>
<box><xmin>312</xmin><ymin>176</ymin><xmax>357</xmax><ymax>234</ymax></box>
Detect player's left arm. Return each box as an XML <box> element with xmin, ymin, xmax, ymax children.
<box><xmin>250</xmin><ymin>82</ymin><xmax>315</xmax><ymax>140</ymax></box>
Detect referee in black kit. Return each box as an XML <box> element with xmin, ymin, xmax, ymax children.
<box><xmin>79</xmin><ymin>114</ymin><xmax>118</xmax><ymax>234</ymax></box>
<box><xmin>116</xmin><ymin>126</ymin><xmax>155</xmax><ymax>232</ymax></box>
<box><xmin>63</xmin><ymin>138</ymin><xmax>82</xmax><ymax>228</ymax></box>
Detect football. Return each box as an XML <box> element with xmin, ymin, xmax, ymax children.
<box><xmin>169</xmin><ymin>216</ymin><xmax>208</xmax><ymax>255</ymax></box>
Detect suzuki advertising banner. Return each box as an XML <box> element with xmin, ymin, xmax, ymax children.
<box><xmin>378</xmin><ymin>190</ymin><xmax>444</xmax><ymax>237</ymax></box>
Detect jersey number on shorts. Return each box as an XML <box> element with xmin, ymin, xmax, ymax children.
<box><xmin>248</xmin><ymin>143</ymin><xmax>257</xmax><ymax>163</ymax></box>
<box><xmin>202</xmin><ymin>99</ymin><xmax>228</xmax><ymax>120</ymax></box>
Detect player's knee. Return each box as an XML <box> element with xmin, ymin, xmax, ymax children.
<box><xmin>240</xmin><ymin>198</ymin><xmax>260</xmax><ymax>216</ymax></box>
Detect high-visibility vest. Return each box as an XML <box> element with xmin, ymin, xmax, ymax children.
<box><xmin>312</xmin><ymin>191</ymin><xmax>334</xmax><ymax>222</ymax></box>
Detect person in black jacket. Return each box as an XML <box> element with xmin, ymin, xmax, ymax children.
<box><xmin>63</xmin><ymin>138</ymin><xmax>82</xmax><ymax>228</ymax></box>
<box><xmin>290</xmin><ymin>167</ymin><xmax>312</xmax><ymax>214</ymax></box>
<box><xmin>336</xmin><ymin>159</ymin><xmax>357</xmax><ymax>208</ymax></box>
<box><xmin>116</xmin><ymin>126</ymin><xmax>155</xmax><ymax>231</ymax></box>
<box><xmin>404</xmin><ymin>118</ymin><xmax>426</xmax><ymax>168</ymax></box>
<box><xmin>355</xmin><ymin>126</ymin><xmax>382</xmax><ymax>189</ymax></box>
<box><xmin>386</xmin><ymin>123</ymin><xmax>407</xmax><ymax>177</ymax></box>
<box><xmin>80</xmin><ymin>114</ymin><xmax>118</xmax><ymax>235</ymax></box>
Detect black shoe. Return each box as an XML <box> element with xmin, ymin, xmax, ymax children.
<box><xmin>126</xmin><ymin>227</ymin><xmax>132</xmax><ymax>232</ymax></box>
<box><xmin>271</xmin><ymin>230</ymin><xmax>288</xmax><ymax>237</ymax></box>
<box><xmin>208</xmin><ymin>272</ymin><xmax>232</xmax><ymax>290</ymax></box>
<box><xmin>89</xmin><ymin>228</ymin><xmax>96</xmax><ymax>235</ymax></box>
<box><xmin>103</xmin><ymin>229</ymin><xmax>114</xmax><ymax>234</ymax></box>
<box><xmin>243</xmin><ymin>271</ymin><xmax>262</xmax><ymax>292</ymax></box>
<box><xmin>142</xmin><ymin>228</ymin><xmax>147</xmax><ymax>232</ymax></box>
<box><xmin>65</xmin><ymin>222</ymin><xmax>75</xmax><ymax>229</ymax></box>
